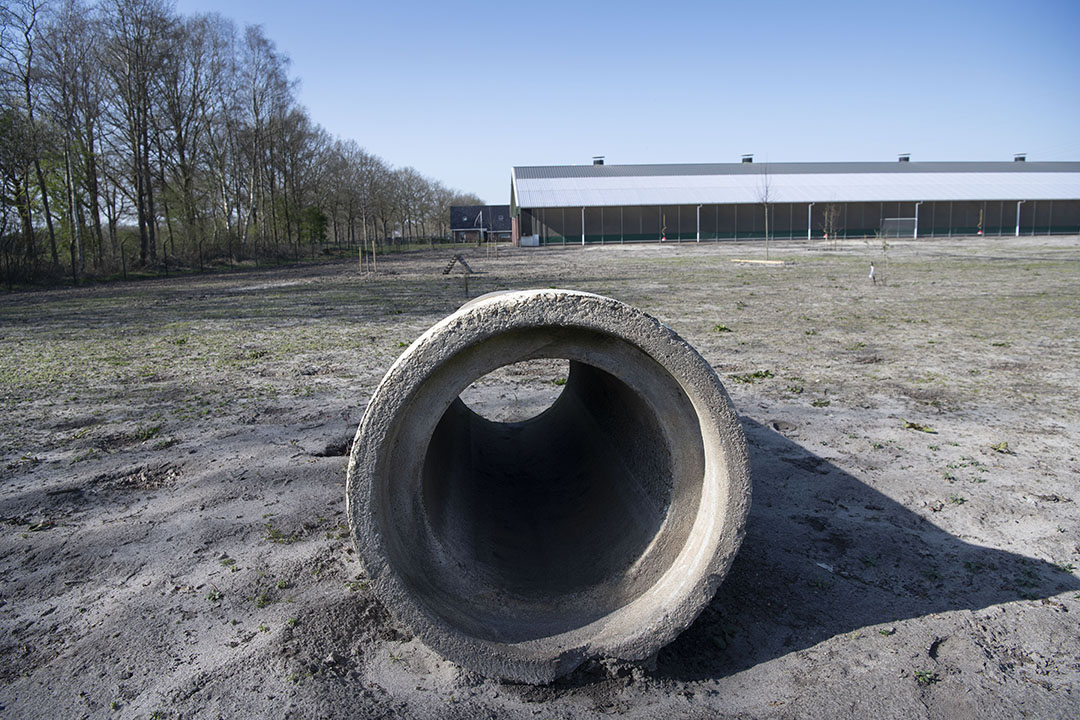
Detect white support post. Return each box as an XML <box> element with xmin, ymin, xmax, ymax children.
<box><xmin>807</xmin><ymin>202</ymin><xmax>814</xmax><ymax>240</ymax></box>
<box><xmin>581</xmin><ymin>207</ymin><xmax>585</xmax><ymax>245</ymax></box>
<box><xmin>696</xmin><ymin>205</ymin><xmax>701</xmax><ymax>242</ymax></box>
<box><xmin>1015</xmin><ymin>200</ymin><xmax>1025</xmax><ymax>237</ymax></box>
<box><xmin>914</xmin><ymin>201</ymin><xmax>923</xmax><ymax>239</ymax></box>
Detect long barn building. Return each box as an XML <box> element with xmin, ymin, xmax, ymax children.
<box><xmin>509</xmin><ymin>158</ymin><xmax>1080</xmax><ymax>245</ymax></box>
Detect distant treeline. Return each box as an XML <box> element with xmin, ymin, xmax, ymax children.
<box><xmin>0</xmin><ymin>0</ymin><xmax>481</xmax><ymax>287</ymax></box>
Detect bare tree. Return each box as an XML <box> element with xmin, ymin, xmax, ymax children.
<box><xmin>154</xmin><ymin>13</ymin><xmax>221</xmax><ymax>268</ymax></box>
<box><xmin>237</xmin><ymin>24</ymin><xmax>294</xmax><ymax>260</ymax></box>
<box><xmin>43</xmin><ymin>0</ymin><xmax>108</xmax><ymax>272</ymax></box>
<box><xmin>102</xmin><ymin>0</ymin><xmax>173</xmax><ymax>266</ymax></box>
<box><xmin>757</xmin><ymin>163</ymin><xmax>772</xmax><ymax>259</ymax></box>
<box><xmin>821</xmin><ymin>203</ymin><xmax>842</xmax><ymax>249</ymax></box>
<box><xmin>41</xmin><ymin>0</ymin><xmax>102</xmax><ymax>282</ymax></box>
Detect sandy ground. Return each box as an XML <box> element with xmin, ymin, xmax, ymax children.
<box><xmin>1</xmin><ymin>236</ymin><xmax>1078</xmax><ymax>719</ymax></box>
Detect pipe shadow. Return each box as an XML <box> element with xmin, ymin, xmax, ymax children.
<box><xmin>655</xmin><ymin>417</ymin><xmax>1080</xmax><ymax>681</ymax></box>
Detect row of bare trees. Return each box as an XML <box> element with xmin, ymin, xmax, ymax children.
<box><xmin>0</xmin><ymin>0</ymin><xmax>480</xmax><ymax>286</ymax></box>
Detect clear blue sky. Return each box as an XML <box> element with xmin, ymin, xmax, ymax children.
<box><xmin>175</xmin><ymin>0</ymin><xmax>1080</xmax><ymax>204</ymax></box>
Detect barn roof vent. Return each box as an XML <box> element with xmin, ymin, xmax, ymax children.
<box><xmin>592</xmin><ymin>156</ymin><xmax>605</xmax><ymax>166</ymax></box>
<box><xmin>898</xmin><ymin>153</ymin><xmax>910</xmax><ymax>163</ymax></box>
<box><xmin>1014</xmin><ymin>153</ymin><xmax>1026</xmax><ymax>162</ymax></box>
<box><xmin>741</xmin><ymin>154</ymin><xmax>753</xmax><ymax>163</ymax></box>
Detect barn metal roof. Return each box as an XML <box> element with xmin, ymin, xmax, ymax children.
<box><xmin>511</xmin><ymin>162</ymin><xmax>1080</xmax><ymax>208</ymax></box>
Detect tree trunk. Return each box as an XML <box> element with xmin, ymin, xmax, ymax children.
<box><xmin>158</xmin><ymin>158</ymin><xmax>174</xmax><ymax>274</ymax></box>
<box><xmin>84</xmin><ymin>124</ymin><xmax>106</xmax><ymax>271</ymax></box>
<box><xmin>63</xmin><ymin>145</ymin><xmax>80</xmax><ymax>284</ymax></box>
<box><xmin>17</xmin><ymin>176</ymin><xmax>36</xmax><ymax>280</ymax></box>
<box><xmin>134</xmin><ymin>139</ymin><xmax>149</xmax><ymax>265</ymax></box>
<box><xmin>142</xmin><ymin>119</ymin><xmax>157</xmax><ymax>263</ymax></box>
<box><xmin>764</xmin><ymin>203</ymin><xmax>769</xmax><ymax>260</ymax></box>
<box><xmin>33</xmin><ymin>158</ymin><xmax>60</xmax><ymax>270</ymax></box>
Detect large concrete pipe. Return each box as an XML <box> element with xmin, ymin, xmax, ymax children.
<box><xmin>347</xmin><ymin>289</ymin><xmax>751</xmax><ymax>683</ymax></box>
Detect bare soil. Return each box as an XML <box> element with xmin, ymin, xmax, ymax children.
<box><xmin>1</xmin><ymin>236</ymin><xmax>1078</xmax><ymax>719</ymax></box>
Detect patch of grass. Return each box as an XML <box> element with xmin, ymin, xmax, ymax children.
<box><xmin>948</xmin><ymin>495</ymin><xmax>967</xmax><ymax>505</ymax></box>
<box><xmin>345</xmin><ymin>580</ymin><xmax>367</xmax><ymax>592</ymax></box>
<box><xmin>6</xmin><ymin>454</ymin><xmax>41</xmax><ymax>470</ymax></box>
<box><xmin>265</xmin><ymin>523</ymin><xmax>300</xmax><ymax>544</ymax></box>
<box><xmin>990</xmin><ymin>441</ymin><xmax>1014</xmax><ymax>454</ymax></box>
<box><xmin>785</xmin><ymin>384</ymin><xmax>804</xmax><ymax>394</ymax></box>
<box><xmin>287</xmin><ymin>617</ymin><xmax>298</xmax><ymax>628</ymax></box>
<box><xmin>1015</xmin><ymin>567</ymin><xmax>1040</xmax><ymax>589</ymax></box>
<box><xmin>276</xmin><ymin>580</ymin><xmax>289</xmax><ymax>590</ymax></box>
<box><xmin>552</xmin><ymin>377</ymin><xmax>567</xmax><ymax>386</ymax></box>
<box><xmin>1054</xmin><ymin>562</ymin><xmax>1075</xmax><ymax>573</ymax></box>
<box><xmin>878</xmin><ymin>627</ymin><xmax>896</xmax><ymax>636</ymax></box>
<box><xmin>220</xmin><ymin>557</ymin><xmax>236</xmax><ymax>568</ymax></box>
<box><xmin>811</xmin><ymin>398</ymin><xmax>831</xmax><ymax>408</ymax></box>
<box><xmin>326</xmin><ymin>523</ymin><xmax>351</xmax><ymax>541</ymax></box>
<box><xmin>710</xmin><ymin>623</ymin><xmax>737</xmax><ymax>651</ymax></box>
<box><xmin>730</xmin><ymin>369</ymin><xmax>774</xmax><ymax>384</ymax></box>
<box><xmin>945</xmin><ymin>456</ymin><xmax>988</xmax><ymax>483</ymax></box>
<box><xmin>902</xmin><ymin>419</ymin><xmax>936</xmax><ymax>433</ymax></box>
<box><xmin>206</xmin><ymin>589</ymin><xmax>223</xmax><ymax>602</ymax></box>
<box><xmin>914</xmin><ymin>669</ymin><xmax>940</xmax><ymax>686</ymax></box>
<box><xmin>258</xmin><ymin>623</ymin><xmax>270</xmax><ymax>633</ymax></box>
<box><xmin>712</xmin><ymin>323</ymin><xmax>733</xmax><ymax>333</ymax></box>
<box><xmin>134</xmin><ymin>424</ymin><xmax>162</xmax><ymax>441</ymax></box>
<box><xmin>254</xmin><ymin>592</ymin><xmax>275</xmax><ymax>608</ymax></box>
<box><xmin>71</xmin><ymin>448</ymin><xmax>97</xmax><ymax>464</ymax></box>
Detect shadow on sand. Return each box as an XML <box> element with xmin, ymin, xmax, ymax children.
<box><xmin>655</xmin><ymin>417</ymin><xmax>1079</xmax><ymax>681</ymax></box>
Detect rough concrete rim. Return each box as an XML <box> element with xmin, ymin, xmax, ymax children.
<box><xmin>346</xmin><ymin>289</ymin><xmax>751</xmax><ymax>683</ymax></box>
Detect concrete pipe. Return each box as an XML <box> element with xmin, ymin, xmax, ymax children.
<box><xmin>347</xmin><ymin>289</ymin><xmax>750</xmax><ymax>683</ymax></box>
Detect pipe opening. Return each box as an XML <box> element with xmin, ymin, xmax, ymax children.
<box><xmin>394</xmin><ymin>335</ymin><xmax>706</xmax><ymax>643</ymax></box>
<box><xmin>457</xmin><ymin>358</ymin><xmax>569</xmax><ymax>423</ymax></box>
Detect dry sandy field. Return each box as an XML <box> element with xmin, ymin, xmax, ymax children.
<box><xmin>1</xmin><ymin>235</ymin><xmax>1078</xmax><ymax>719</ymax></box>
